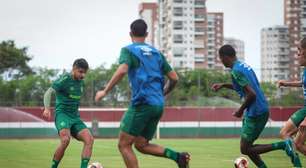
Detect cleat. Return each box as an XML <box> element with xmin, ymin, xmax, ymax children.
<box><xmin>176</xmin><ymin>152</ymin><xmax>190</xmax><ymax>168</ymax></box>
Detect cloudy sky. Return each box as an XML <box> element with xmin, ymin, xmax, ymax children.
<box><xmin>0</xmin><ymin>0</ymin><xmax>283</xmax><ymax>77</ymax></box>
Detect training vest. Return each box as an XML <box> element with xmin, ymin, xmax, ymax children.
<box><xmin>231</xmin><ymin>61</ymin><xmax>269</xmax><ymax>117</ymax></box>
<box><xmin>125</xmin><ymin>43</ymin><xmax>165</xmax><ymax>106</ymax></box>
<box><xmin>303</xmin><ymin>68</ymin><xmax>306</xmax><ymax>106</ymax></box>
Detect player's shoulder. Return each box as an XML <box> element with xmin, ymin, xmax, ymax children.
<box><xmin>231</xmin><ymin>66</ymin><xmax>245</xmax><ymax>79</ymax></box>
<box><xmin>56</xmin><ymin>72</ymin><xmax>71</xmax><ymax>82</ymax></box>
<box><xmin>120</xmin><ymin>47</ymin><xmax>133</xmax><ymax>57</ymax></box>
<box><xmin>233</xmin><ymin>61</ymin><xmax>253</xmax><ymax>73</ymax></box>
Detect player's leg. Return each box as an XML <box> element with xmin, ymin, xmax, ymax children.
<box><xmin>280</xmin><ymin>108</ymin><xmax>306</xmax><ymax>139</ymax></box>
<box><xmin>280</xmin><ymin>108</ymin><xmax>305</xmax><ymax>167</ymax></box>
<box><xmin>133</xmin><ymin>106</ymin><xmax>167</xmax><ymax>157</ymax></box>
<box><xmin>118</xmin><ymin>131</ymin><xmax>138</xmax><ymax>168</ymax></box>
<box><xmin>52</xmin><ymin>128</ymin><xmax>71</xmax><ymax>168</ymax></box>
<box><xmin>280</xmin><ymin>119</ymin><xmax>298</xmax><ymax>139</ymax></box>
<box><xmin>133</xmin><ymin>106</ymin><xmax>190</xmax><ymax>168</ymax></box>
<box><xmin>72</xmin><ymin>120</ymin><xmax>94</xmax><ymax>168</ymax></box>
<box><xmin>241</xmin><ymin>112</ymin><xmax>301</xmax><ymax>167</ymax></box>
<box><xmin>52</xmin><ymin>113</ymin><xmax>72</xmax><ymax>168</ymax></box>
<box><xmin>240</xmin><ymin>139</ymin><xmax>267</xmax><ymax>168</ymax></box>
<box><xmin>242</xmin><ymin>113</ymin><xmax>286</xmax><ymax>154</ymax></box>
<box><xmin>295</xmin><ymin>129</ymin><xmax>306</xmax><ymax>155</ymax></box>
<box><xmin>134</xmin><ymin>136</ymin><xmax>190</xmax><ymax>168</ymax></box>
<box><xmin>134</xmin><ymin>136</ymin><xmax>165</xmax><ymax>156</ymax></box>
<box><xmin>118</xmin><ymin>106</ymin><xmax>146</xmax><ymax>168</ymax></box>
<box><xmin>240</xmin><ymin>113</ymin><xmax>270</xmax><ymax>168</ymax></box>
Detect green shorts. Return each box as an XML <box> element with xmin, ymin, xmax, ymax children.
<box><xmin>290</xmin><ymin>107</ymin><xmax>306</xmax><ymax>127</ymax></box>
<box><xmin>120</xmin><ymin>105</ymin><xmax>163</xmax><ymax>140</ymax></box>
<box><xmin>241</xmin><ymin>112</ymin><xmax>269</xmax><ymax>143</ymax></box>
<box><xmin>55</xmin><ymin>112</ymin><xmax>87</xmax><ymax>138</ymax></box>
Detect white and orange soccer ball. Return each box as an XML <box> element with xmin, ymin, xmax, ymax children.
<box><xmin>234</xmin><ymin>156</ymin><xmax>249</xmax><ymax>168</ymax></box>
<box><xmin>87</xmin><ymin>162</ymin><xmax>103</xmax><ymax>168</ymax></box>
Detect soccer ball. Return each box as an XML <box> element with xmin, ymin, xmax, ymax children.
<box><xmin>87</xmin><ymin>162</ymin><xmax>103</xmax><ymax>168</ymax></box>
<box><xmin>234</xmin><ymin>156</ymin><xmax>249</xmax><ymax>168</ymax></box>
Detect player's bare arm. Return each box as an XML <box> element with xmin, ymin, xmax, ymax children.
<box><xmin>211</xmin><ymin>83</ymin><xmax>234</xmax><ymax>91</ymax></box>
<box><xmin>299</xmin><ymin>117</ymin><xmax>306</xmax><ymax>132</ymax></box>
<box><xmin>42</xmin><ymin>87</ymin><xmax>55</xmax><ymax>120</ymax></box>
<box><xmin>277</xmin><ymin>80</ymin><xmax>302</xmax><ymax>88</ymax></box>
<box><xmin>233</xmin><ymin>85</ymin><xmax>256</xmax><ymax>118</ymax></box>
<box><xmin>163</xmin><ymin>70</ymin><xmax>178</xmax><ymax>96</ymax></box>
<box><xmin>95</xmin><ymin>64</ymin><xmax>128</xmax><ymax>102</ymax></box>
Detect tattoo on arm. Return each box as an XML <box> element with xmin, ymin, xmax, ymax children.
<box><xmin>43</xmin><ymin>87</ymin><xmax>55</xmax><ymax>108</ymax></box>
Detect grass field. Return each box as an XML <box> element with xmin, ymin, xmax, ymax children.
<box><xmin>0</xmin><ymin>138</ymin><xmax>305</xmax><ymax>168</ymax></box>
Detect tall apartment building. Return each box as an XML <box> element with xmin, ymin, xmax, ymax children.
<box><xmin>205</xmin><ymin>12</ymin><xmax>224</xmax><ymax>70</ymax></box>
<box><xmin>157</xmin><ymin>0</ymin><xmax>223</xmax><ymax>70</ymax></box>
<box><xmin>224</xmin><ymin>37</ymin><xmax>245</xmax><ymax>61</ymax></box>
<box><xmin>139</xmin><ymin>3</ymin><xmax>158</xmax><ymax>46</ymax></box>
<box><xmin>261</xmin><ymin>26</ymin><xmax>290</xmax><ymax>82</ymax></box>
<box><xmin>284</xmin><ymin>0</ymin><xmax>306</xmax><ymax>80</ymax></box>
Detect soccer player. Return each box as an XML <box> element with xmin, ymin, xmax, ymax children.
<box><xmin>42</xmin><ymin>58</ymin><xmax>94</xmax><ymax>168</ymax></box>
<box><xmin>296</xmin><ymin>116</ymin><xmax>306</xmax><ymax>155</ymax></box>
<box><xmin>278</xmin><ymin>37</ymin><xmax>306</xmax><ymax>156</ymax></box>
<box><xmin>211</xmin><ymin>45</ymin><xmax>301</xmax><ymax>168</ymax></box>
<box><xmin>95</xmin><ymin>19</ymin><xmax>190</xmax><ymax>168</ymax></box>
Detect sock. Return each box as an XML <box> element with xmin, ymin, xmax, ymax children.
<box><xmin>81</xmin><ymin>158</ymin><xmax>90</xmax><ymax>168</ymax></box>
<box><xmin>163</xmin><ymin>148</ymin><xmax>179</xmax><ymax>162</ymax></box>
<box><xmin>51</xmin><ymin>159</ymin><xmax>60</xmax><ymax>168</ymax></box>
<box><xmin>258</xmin><ymin>162</ymin><xmax>267</xmax><ymax>168</ymax></box>
<box><xmin>271</xmin><ymin>141</ymin><xmax>286</xmax><ymax>150</ymax></box>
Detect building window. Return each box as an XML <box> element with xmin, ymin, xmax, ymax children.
<box><xmin>173</xmin><ymin>7</ymin><xmax>183</xmax><ymax>16</ymax></box>
<box><xmin>195</xmin><ymin>0</ymin><xmax>205</xmax><ymax>6</ymax></box>
<box><xmin>195</xmin><ymin>14</ymin><xmax>205</xmax><ymax>19</ymax></box>
<box><xmin>173</xmin><ymin>34</ymin><xmax>183</xmax><ymax>43</ymax></box>
<box><xmin>174</xmin><ymin>0</ymin><xmax>183</xmax><ymax>3</ymax></box>
<box><xmin>173</xmin><ymin>21</ymin><xmax>183</xmax><ymax>30</ymax></box>
<box><xmin>195</xmin><ymin>27</ymin><xmax>205</xmax><ymax>32</ymax></box>
<box><xmin>174</xmin><ymin>54</ymin><xmax>183</xmax><ymax>57</ymax></box>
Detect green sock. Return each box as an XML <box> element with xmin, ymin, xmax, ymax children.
<box><xmin>81</xmin><ymin>158</ymin><xmax>90</xmax><ymax>168</ymax></box>
<box><xmin>272</xmin><ymin>141</ymin><xmax>286</xmax><ymax>150</ymax></box>
<box><xmin>51</xmin><ymin>159</ymin><xmax>60</xmax><ymax>168</ymax></box>
<box><xmin>164</xmin><ymin>148</ymin><xmax>179</xmax><ymax>162</ymax></box>
<box><xmin>258</xmin><ymin>162</ymin><xmax>267</xmax><ymax>168</ymax></box>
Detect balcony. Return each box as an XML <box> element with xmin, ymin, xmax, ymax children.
<box><xmin>194</xmin><ymin>14</ymin><xmax>205</xmax><ymax>21</ymax></box>
<box><xmin>194</xmin><ymin>0</ymin><xmax>205</xmax><ymax>8</ymax></box>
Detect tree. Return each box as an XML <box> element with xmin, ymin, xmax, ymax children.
<box><xmin>260</xmin><ymin>82</ymin><xmax>277</xmax><ymax>101</ymax></box>
<box><xmin>0</xmin><ymin>40</ymin><xmax>32</xmax><ymax>78</ymax></box>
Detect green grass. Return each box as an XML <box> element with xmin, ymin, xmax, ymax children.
<box><xmin>0</xmin><ymin>139</ymin><xmax>304</xmax><ymax>168</ymax></box>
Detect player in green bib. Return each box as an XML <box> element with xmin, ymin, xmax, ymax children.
<box><xmin>95</xmin><ymin>19</ymin><xmax>190</xmax><ymax>168</ymax></box>
<box><xmin>212</xmin><ymin>45</ymin><xmax>301</xmax><ymax>168</ymax></box>
<box><xmin>278</xmin><ymin>37</ymin><xmax>306</xmax><ymax>156</ymax></box>
<box><xmin>42</xmin><ymin>58</ymin><xmax>94</xmax><ymax>168</ymax></box>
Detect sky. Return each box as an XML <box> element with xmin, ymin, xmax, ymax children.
<box><xmin>0</xmin><ymin>0</ymin><xmax>283</xmax><ymax>77</ymax></box>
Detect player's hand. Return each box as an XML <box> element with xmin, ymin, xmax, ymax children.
<box><xmin>299</xmin><ymin>117</ymin><xmax>306</xmax><ymax>132</ymax></box>
<box><xmin>42</xmin><ymin>108</ymin><xmax>51</xmax><ymax>120</ymax></box>
<box><xmin>232</xmin><ymin>110</ymin><xmax>243</xmax><ymax>118</ymax></box>
<box><xmin>211</xmin><ymin>83</ymin><xmax>223</xmax><ymax>92</ymax></box>
<box><xmin>95</xmin><ymin>90</ymin><xmax>107</xmax><ymax>102</ymax></box>
<box><xmin>277</xmin><ymin>80</ymin><xmax>286</xmax><ymax>88</ymax></box>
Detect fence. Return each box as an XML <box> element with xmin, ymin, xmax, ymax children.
<box><xmin>0</xmin><ymin>106</ymin><xmax>300</xmax><ymax>138</ymax></box>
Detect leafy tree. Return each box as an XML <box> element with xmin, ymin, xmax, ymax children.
<box><xmin>0</xmin><ymin>40</ymin><xmax>32</xmax><ymax>78</ymax></box>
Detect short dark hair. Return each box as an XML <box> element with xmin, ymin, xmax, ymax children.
<box><xmin>130</xmin><ymin>19</ymin><xmax>147</xmax><ymax>37</ymax></box>
<box><xmin>219</xmin><ymin>44</ymin><xmax>236</xmax><ymax>57</ymax></box>
<box><xmin>301</xmin><ymin>37</ymin><xmax>306</xmax><ymax>49</ymax></box>
<box><xmin>73</xmin><ymin>58</ymin><xmax>89</xmax><ymax>70</ymax></box>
